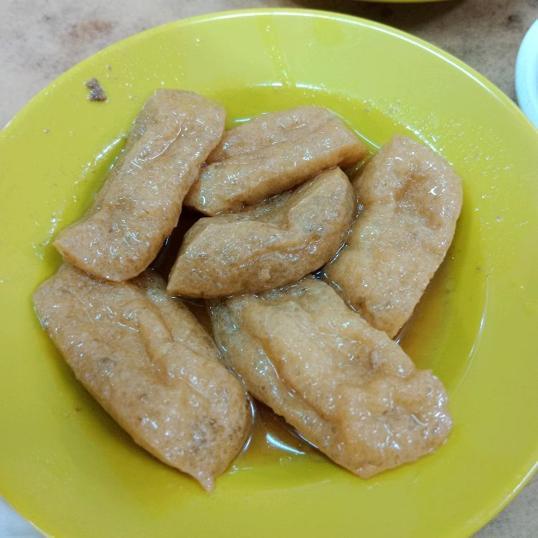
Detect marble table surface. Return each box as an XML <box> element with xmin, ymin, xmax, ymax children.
<box><xmin>0</xmin><ymin>0</ymin><xmax>536</xmax><ymax>536</ymax></box>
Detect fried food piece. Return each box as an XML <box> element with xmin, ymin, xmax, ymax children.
<box><xmin>211</xmin><ymin>278</ymin><xmax>452</xmax><ymax>478</ymax></box>
<box><xmin>326</xmin><ymin>136</ymin><xmax>463</xmax><ymax>337</ymax></box>
<box><xmin>33</xmin><ymin>265</ymin><xmax>249</xmax><ymax>491</ymax></box>
<box><xmin>54</xmin><ymin>90</ymin><xmax>225</xmax><ymax>281</ymax></box>
<box><xmin>168</xmin><ymin>168</ymin><xmax>354</xmax><ymax>298</ymax></box>
<box><xmin>185</xmin><ymin>106</ymin><xmax>366</xmax><ymax>215</ymax></box>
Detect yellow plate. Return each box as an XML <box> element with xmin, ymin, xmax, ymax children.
<box><xmin>0</xmin><ymin>8</ymin><xmax>536</xmax><ymax>538</ymax></box>
<box><xmin>358</xmin><ymin>1</ymin><xmax>448</xmax><ymax>3</ymax></box>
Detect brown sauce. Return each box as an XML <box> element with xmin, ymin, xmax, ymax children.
<box><xmin>151</xmin><ymin>207</ymin><xmax>202</xmax><ymax>279</ymax></box>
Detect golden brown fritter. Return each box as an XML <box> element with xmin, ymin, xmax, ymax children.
<box><xmin>326</xmin><ymin>136</ymin><xmax>462</xmax><ymax>337</ymax></box>
<box><xmin>185</xmin><ymin>106</ymin><xmax>366</xmax><ymax>215</ymax></box>
<box><xmin>211</xmin><ymin>278</ymin><xmax>452</xmax><ymax>478</ymax></box>
<box><xmin>168</xmin><ymin>168</ymin><xmax>354</xmax><ymax>298</ymax></box>
<box><xmin>54</xmin><ymin>90</ymin><xmax>225</xmax><ymax>281</ymax></box>
<box><xmin>33</xmin><ymin>265</ymin><xmax>250</xmax><ymax>490</ymax></box>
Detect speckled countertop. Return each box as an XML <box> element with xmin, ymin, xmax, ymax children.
<box><xmin>0</xmin><ymin>0</ymin><xmax>536</xmax><ymax>536</ymax></box>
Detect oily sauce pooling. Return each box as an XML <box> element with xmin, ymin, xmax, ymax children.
<box><xmin>34</xmin><ymin>92</ymin><xmax>462</xmax><ymax>489</ymax></box>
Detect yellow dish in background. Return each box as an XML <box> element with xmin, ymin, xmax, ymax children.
<box><xmin>0</xmin><ymin>8</ymin><xmax>536</xmax><ymax>538</ymax></box>
<box><xmin>359</xmin><ymin>1</ymin><xmax>448</xmax><ymax>3</ymax></box>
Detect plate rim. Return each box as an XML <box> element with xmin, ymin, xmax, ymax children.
<box><xmin>2</xmin><ymin>8</ymin><xmax>536</xmax><ymax>138</ymax></box>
